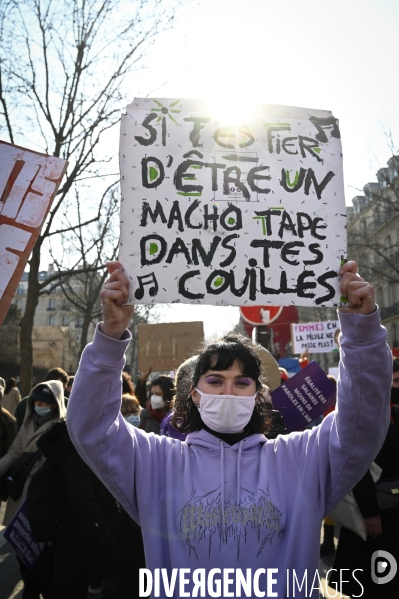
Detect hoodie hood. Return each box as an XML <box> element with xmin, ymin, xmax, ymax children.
<box><xmin>26</xmin><ymin>380</ymin><xmax>67</xmax><ymax>423</ymax></box>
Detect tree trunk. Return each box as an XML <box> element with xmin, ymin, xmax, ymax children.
<box><xmin>19</xmin><ymin>244</ymin><xmax>41</xmax><ymax>396</ymax></box>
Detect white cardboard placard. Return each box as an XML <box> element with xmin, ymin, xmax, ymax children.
<box><xmin>291</xmin><ymin>320</ymin><xmax>340</xmax><ymax>353</ymax></box>
<box><xmin>119</xmin><ymin>99</ymin><xmax>346</xmax><ymax>307</ymax></box>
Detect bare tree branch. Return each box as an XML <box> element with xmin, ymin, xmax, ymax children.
<box><xmin>0</xmin><ymin>0</ymin><xmax>182</xmax><ymax>394</ymax></box>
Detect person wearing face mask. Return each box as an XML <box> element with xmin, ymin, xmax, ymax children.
<box><xmin>67</xmin><ymin>260</ymin><xmax>392</xmax><ymax>599</ymax></box>
<box><xmin>139</xmin><ymin>375</ymin><xmax>175</xmax><ymax>434</ymax></box>
<box><xmin>0</xmin><ymin>380</ymin><xmax>66</xmax><ymax>599</ymax></box>
<box><xmin>159</xmin><ymin>356</ymin><xmax>198</xmax><ymax>441</ymax></box>
<box><xmin>329</xmin><ymin>357</ymin><xmax>399</xmax><ymax>598</ymax></box>
<box><xmin>121</xmin><ymin>394</ymin><xmax>142</xmax><ymax>427</ymax></box>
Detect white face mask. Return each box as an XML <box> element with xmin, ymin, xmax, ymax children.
<box><xmin>150</xmin><ymin>395</ymin><xmax>166</xmax><ymax>410</ymax></box>
<box><xmin>194</xmin><ymin>389</ymin><xmax>257</xmax><ymax>433</ymax></box>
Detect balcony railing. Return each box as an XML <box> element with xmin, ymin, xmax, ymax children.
<box><xmin>380</xmin><ymin>302</ymin><xmax>399</xmax><ymax>320</ymax></box>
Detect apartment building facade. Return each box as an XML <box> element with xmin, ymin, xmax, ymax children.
<box><xmin>346</xmin><ymin>155</ymin><xmax>399</xmax><ymax>349</ymax></box>
<box><xmin>1</xmin><ymin>265</ymin><xmax>96</xmax><ymax>376</ymax></box>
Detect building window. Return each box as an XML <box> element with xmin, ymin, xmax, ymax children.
<box><xmin>48</xmin><ymin>315</ymin><xmax>55</xmax><ymax>325</ymax></box>
<box><xmin>16</xmin><ymin>284</ymin><xmax>25</xmax><ymax>295</ymax></box>
<box><xmin>62</xmin><ymin>315</ymin><xmax>69</xmax><ymax>326</ymax></box>
<box><xmin>47</xmin><ymin>298</ymin><xmax>56</xmax><ymax>311</ymax></box>
<box><xmin>75</xmin><ymin>316</ymin><xmax>84</xmax><ymax>328</ymax></box>
<box><xmin>76</xmin><ymin>334</ymin><xmax>82</xmax><ymax>343</ymax></box>
<box><xmin>14</xmin><ymin>299</ymin><xmax>22</xmax><ymax>308</ymax></box>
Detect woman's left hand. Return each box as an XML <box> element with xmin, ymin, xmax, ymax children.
<box><xmin>338</xmin><ymin>261</ymin><xmax>376</xmax><ymax>315</ymax></box>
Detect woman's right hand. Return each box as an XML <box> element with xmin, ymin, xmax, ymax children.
<box><xmin>100</xmin><ymin>261</ymin><xmax>134</xmax><ymax>340</ymax></box>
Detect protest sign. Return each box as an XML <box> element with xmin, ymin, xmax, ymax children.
<box><xmin>270</xmin><ymin>361</ymin><xmax>336</xmax><ymax>432</ymax></box>
<box><xmin>138</xmin><ymin>321</ymin><xmax>204</xmax><ymax>372</ymax></box>
<box><xmin>0</xmin><ymin>140</ymin><xmax>67</xmax><ymax>326</ymax></box>
<box><xmin>119</xmin><ymin>98</ymin><xmax>346</xmax><ymax>307</ymax></box>
<box><xmin>3</xmin><ymin>501</ymin><xmax>47</xmax><ymax>570</ymax></box>
<box><xmin>291</xmin><ymin>320</ymin><xmax>339</xmax><ymax>353</ymax></box>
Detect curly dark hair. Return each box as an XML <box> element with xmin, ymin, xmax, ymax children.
<box><xmin>172</xmin><ymin>334</ymin><xmax>272</xmax><ymax>435</ymax></box>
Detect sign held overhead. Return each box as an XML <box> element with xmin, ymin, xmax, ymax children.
<box><xmin>119</xmin><ymin>99</ymin><xmax>346</xmax><ymax>308</ymax></box>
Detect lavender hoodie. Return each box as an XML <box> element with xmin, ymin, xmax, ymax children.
<box><xmin>67</xmin><ymin>310</ymin><xmax>391</xmax><ymax>598</ymax></box>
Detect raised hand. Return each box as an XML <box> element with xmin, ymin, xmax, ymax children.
<box><xmin>139</xmin><ymin>366</ymin><xmax>152</xmax><ymax>383</ymax></box>
<box><xmin>100</xmin><ymin>261</ymin><xmax>134</xmax><ymax>339</ymax></box>
<box><xmin>338</xmin><ymin>261</ymin><xmax>376</xmax><ymax>316</ymax></box>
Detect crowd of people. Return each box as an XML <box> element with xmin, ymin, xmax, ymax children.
<box><xmin>0</xmin><ymin>259</ymin><xmax>398</xmax><ymax>598</ymax></box>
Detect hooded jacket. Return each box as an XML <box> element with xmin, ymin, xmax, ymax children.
<box><xmin>67</xmin><ymin>310</ymin><xmax>392</xmax><ymax>599</ymax></box>
<box><xmin>0</xmin><ymin>380</ymin><xmax>66</xmax><ymax>525</ymax></box>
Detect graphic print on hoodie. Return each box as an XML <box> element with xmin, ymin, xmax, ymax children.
<box><xmin>178</xmin><ymin>482</ymin><xmax>283</xmax><ymax>561</ymax></box>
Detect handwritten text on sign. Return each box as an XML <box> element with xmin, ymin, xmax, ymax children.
<box><xmin>0</xmin><ymin>141</ymin><xmax>67</xmax><ymax>325</ymax></box>
<box><xmin>119</xmin><ymin>99</ymin><xmax>346</xmax><ymax>307</ymax></box>
<box><xmin>291</xmin><ymin>320</ymin><xmax>339</xmax><ymax>353</ymax></box>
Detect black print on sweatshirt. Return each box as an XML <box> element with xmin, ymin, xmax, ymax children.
<box><xmin>178</xmin><ymin>485</ymin><xmax>283</xmax><ymax>561</ymax></box>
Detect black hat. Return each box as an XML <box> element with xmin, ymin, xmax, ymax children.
<box><xmin>31</xmin><ymin>384</ymin><xmax>57</xmax><ymax>404</ymax></box>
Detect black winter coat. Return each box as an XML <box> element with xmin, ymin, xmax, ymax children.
<box><xmin>330</xmin><ymin>405</ymin><xmax>399</xmax><ymax>598</ymax></box>
<box><xmin>37</xmin><ymin>421</ymin><xmax>119</xmax><ymax>586</ymax></box>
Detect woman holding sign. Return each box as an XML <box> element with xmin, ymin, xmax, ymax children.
<box><xmin>67</xmin><ymin>260</ymin><xmax>391</xmax><ymax>599</ymax></box>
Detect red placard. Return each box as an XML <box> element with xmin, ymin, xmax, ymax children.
<box><xmin>0</xmin><ymin>140</ymin><xmax>67</xmax><ymax>326</ymax></box>
<box><xmin>240</xmin><ymin>306</ymin><xmax>283</xmax><ymax>326</ymax></box>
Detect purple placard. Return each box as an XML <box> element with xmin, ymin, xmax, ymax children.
<box><xmin>3</xmin><ymin>500</ymin><xmax>47</xmax><ymax>570</ymax></box>
<box><xmin>270</xmin><ymin>361</ymin><xmax>336</xmax><ymax>432</ymax></box>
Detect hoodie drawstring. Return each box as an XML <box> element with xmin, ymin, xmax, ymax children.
<box><xmin>219</xmin><ymin>440</ymin><xmax>226</xmax><ymax>541</ymax></box>
<box><xmin>237</xmin><ymin>439</ymin><xmax>244</xmax><ymax>504</ymax></box>
<box><xmin>219</xmin><ymin>438</ymin><xmax>246</xmax><ymax>543</ymax></box>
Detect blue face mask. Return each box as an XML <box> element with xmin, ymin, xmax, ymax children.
<box><xmin>34</xmin><ymin>405</ymin><xmax>52</xmax><ymax>417</ymax></box>
<box><xmin>126</xmin><ymin>414</ymin><xmax>141</xmax><ymax>427</ymax></box>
